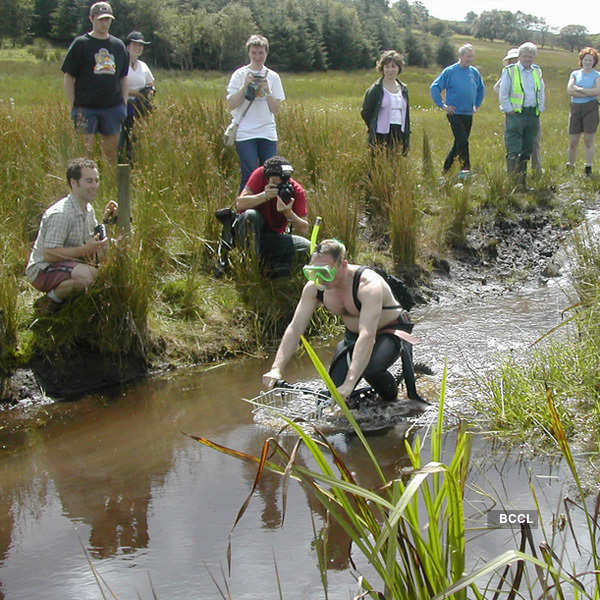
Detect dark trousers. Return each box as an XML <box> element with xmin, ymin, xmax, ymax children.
<box><xmin>374</xmin><ymin>124</ymin><xmax>408</xmax><ymax>155</ymax></box>
<box><xmin>443</xmin><ymin>114</ymin><xmax>472</xmax><ymax>172</ymax></box>
<box><xmin>233</xmin><ymin>209</ymin><xmax>310</xmax><ymax>277</ymax></box>
<box><xmin>329</xmin><ymin>330</ymin><xmax>419</xmax><ymax>401</ymax></box>
<box><xmin>505</xmin><ymin>108</ymin><xmax>540</xmax><ymax>162</ymax></box>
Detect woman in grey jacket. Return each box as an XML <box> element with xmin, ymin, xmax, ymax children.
<box><xmin>361</xmin><ymin>50</ymin><xmax>410</xmax><ymax>154</ymax></box>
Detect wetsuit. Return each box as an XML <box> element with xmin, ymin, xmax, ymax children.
<box><xmin>318</xmin><ymin>267</ymin><xmax>420</xmax><ymax>402</ymax></box>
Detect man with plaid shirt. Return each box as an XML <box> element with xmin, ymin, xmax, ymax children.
<box><xmin>26</xmin><ymin>158</ymin><xmax>117</xmax><ymax>309</ymax></box>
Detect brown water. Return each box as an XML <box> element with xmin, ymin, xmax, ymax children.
<box><xmin>0</xmin><ymin>227</ymin><xmax>592</xmax><ymax>599</ymax></box>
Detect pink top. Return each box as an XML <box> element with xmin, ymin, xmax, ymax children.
<box><xmin>376</xmin><ymin>88</ymin><xmax>406</xmax><ymax>134</ymax></box>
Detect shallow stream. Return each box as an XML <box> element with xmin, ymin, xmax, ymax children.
<box><xmin>0</xmin><ymin>216</ymin><xmax>595</xmax><ymax>599</ymax></box>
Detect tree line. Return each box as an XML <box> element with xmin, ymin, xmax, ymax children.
<box><xmin>465</xmin><ymin>10</ymin><xmax>595</xmax><ymax>52</ymax></box>
<box><xmin>0</xmin><ymin>1</ymin><xmax>594</xmax><ymax>71</ymax></box>
<box><xmin>0</xmin><ymin>0</ymin><xmax>463</xmax><ymax>71</ymax></box>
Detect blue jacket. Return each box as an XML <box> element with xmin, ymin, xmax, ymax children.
<box><xmin>430</xmin><ymin>62</ymin><xmax>485</xmax><ymax>115</ymax></box>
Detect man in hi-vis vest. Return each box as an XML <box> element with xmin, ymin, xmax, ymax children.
<box><xmin>499</xmin><ymin>42</ymin><xmax>545</xmax><ymax>187</ymax></box>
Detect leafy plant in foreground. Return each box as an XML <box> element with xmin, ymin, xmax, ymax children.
<box><xmin>186</xmin><ymin>342</ymin><xmax>574</xmax><ymax>599</ymax></box>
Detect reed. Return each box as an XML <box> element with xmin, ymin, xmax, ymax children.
<box><xmin>187</xmin><ymin>345</ymin><xmax>590</xmax><ymax>599</ymax></box>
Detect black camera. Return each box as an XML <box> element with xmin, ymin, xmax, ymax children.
<box><xmin>277</xmin><ymin>164</ymin><xmax>295</xmax><ymax>203</ymax></box>
<box><xmin>245</xmin><ymin>74</ymin><xmax>264</xmax><ymax>101</ymax></box>
<box><xmin>93</xmin><ymin>224</ymin><xmax>106</xmax><ymax>240</ymax></box>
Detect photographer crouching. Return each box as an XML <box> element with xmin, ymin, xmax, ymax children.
<box><xmin>235</xmin><ymin>156</ymin><xmax>310</xmax><ymax>278</ymax></box>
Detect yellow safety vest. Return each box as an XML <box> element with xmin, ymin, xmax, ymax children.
<box><xmin>508</xmin><ymin>64</ymin><xmax>542</xmax><ymax>115</ymax></box>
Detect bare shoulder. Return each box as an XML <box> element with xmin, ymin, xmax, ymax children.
<box><xmin>356</xmin><ymin>267</ymin><xmax>384</xmax><ymax>301</ymax></box>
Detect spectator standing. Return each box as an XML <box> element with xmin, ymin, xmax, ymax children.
<box><xmin>430</xmin><ymin>43</ymin><xmax>485</xmax><ymax>176</ymax></box>
<box><xmin>361</xmin><ymin>50</ymin><xmax>410</xmax><ymax>154</ymax></box>
<box><xmin>226</xmin><ymin>35</ymin><xmax>285</xmax><ymax>191</ymax></box>
<box><xmin>499</xmin><ymin>42</ymin><xmax>546</xmax><ymax>186</ymax></box>
<box><xmin>119</xmin><ymin>31</ymin><xmax>155</xmax><ymax>163</ymax></box>
<box><xmin>25</xmin><ymin>158</ymin><xmax>118</xmax><ymax>312</ymax></box>
<box><xmin>494</xmin><ymin>48</ymin><xmax>543</xmax><ymax>172</ymax></box>
<box><xmin>567</xmin><ymin>47</ymin><xmax>600</xmax><ymax>177</ymax></box>
<box><xmin>62</xmin><ymin>2</ymin><xmax>129</xmax><ymax>162</ymax></box>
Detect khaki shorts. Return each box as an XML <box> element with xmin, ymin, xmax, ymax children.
<box><xmin>569</xmin><ymin>101</ymin><xmax>599</xmax><ymax>135</ymax></box>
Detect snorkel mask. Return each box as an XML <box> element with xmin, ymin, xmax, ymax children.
<box><xmin>302</xmin><ymin>264</ymin><xmax>337</xmax><ymax>288</ymax></box>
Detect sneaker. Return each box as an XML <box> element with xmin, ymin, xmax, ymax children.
<box><xmin>458</xmin><ymin>169</ymin><xmax>472</xmax><ymax>180</ymax></box>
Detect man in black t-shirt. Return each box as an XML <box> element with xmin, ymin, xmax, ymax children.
<box><xmin>62</xmin><ymin>2</ymin><xmax>129</xmax><ymax>162</ymax></box>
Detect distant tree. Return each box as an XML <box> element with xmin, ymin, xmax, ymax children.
<box><xmin>391</xmin><ymin>0</ymin><xmax>411</xmax><ymax>28</ymax></box>
<box><xmin>464</xmin><ymin>11</ymin><xmax>477</xmax><ymax>24</ymax></box>
<box><xmin>321</xmin><ymin>1</ymin><xmax>371</xmax><ymax>69</ymax></box>
<box><xmin>404</xmin><ymin>29</ymin><xmax>428</xmax><ymax>67</ymax></box>
<box><xmin>411</xmin><ymin>0</ymin><xmax>429</xmax><ymax>29</ymax></box>
<box><xmin>436</xmin><ymin>36</ymin><xmax>455</xmax><ymax>67</ymax></box>
<box><xmin>559</xmin><ymin>24</ymin><xmax>589</xmax><ymax>52</ymax></box>
<box><xmin>216</xmin><ymin>2</ymin><xmax>255</xmax><ymax>71</ymax></box>
<box><xmin>473</xmin><ymin>10</ymin><xmax>502</xmax><ymax>42</ymax></box>
<box><xmin>51</xmin><ymin>0</ymin><xmax>86</xmax><ymax>42</ymax></box>
<box><xmin>0</xmin><ymin>0</ymin><xmax>35</xmax><ymax>44</ymax></box>
<box><xmin>429</xmin><ymin>19</ymin><xmax>446</xmax><ymax>37</ymax></box>
<box><xmin>32</xmin><ymin>0</ymin><xmax>58</xmax><ymax>38</ymax></box>
<box><xmin>535</xmin><ymin>19</ymin><xmax>556</xmax><ymax>49</ymax></box>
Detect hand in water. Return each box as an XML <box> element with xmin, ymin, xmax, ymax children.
<box><xmin>262</xmin><ymin>368</ymin><xmax>282</xmax><ymax>389</ymax></box>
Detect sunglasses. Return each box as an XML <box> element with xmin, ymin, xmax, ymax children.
<box><xmin>302</xmin><ymin>264</ymin><xmax>337</xmax><ymax>283</ymax></box>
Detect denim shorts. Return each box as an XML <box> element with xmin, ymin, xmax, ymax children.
<box><xmin>72</xmin><ymin>103</ymin><xmax>127</xmax><ymax>135</ymax></box>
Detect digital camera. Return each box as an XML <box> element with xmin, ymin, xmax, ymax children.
<box><xmin>277</xmin><ymin>164</ymin><xmax>295</xmax><ymax>203</ymax></box>
<box><xmin>93</xmin><ymin>224</ymin><xmax>106</xmax><ymax>240</ymax></box>
<box><xmin>245</xmin><ymin>73</ymin><xmax>265</xmax><ymax>101</ymax></box>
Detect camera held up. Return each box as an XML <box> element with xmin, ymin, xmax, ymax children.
<box><xmin>277</xmin><ymin>163</ymin><xmax>295</xmax><ymax>203</ymax></box>
<box><xmin>245</xmin><ymin>73</ymin><xmax>265</xmax><ymax>101</ymax></box>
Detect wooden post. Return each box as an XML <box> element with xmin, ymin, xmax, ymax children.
<box><xmin>117</xmin><ymin>163</ymin><xmax>131</xmax><ymax>232</ymax></box>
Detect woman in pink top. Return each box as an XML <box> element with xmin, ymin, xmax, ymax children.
<box><xmin>361</xmin><ymin>50</ymin><xmax>411</xmax><ymax>155</ymax></box>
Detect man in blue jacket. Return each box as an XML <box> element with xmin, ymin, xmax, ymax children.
<box><xmin>430</xmin><ymin>44</ymin><xmax>485</xmax><ymax>176</ymax></box>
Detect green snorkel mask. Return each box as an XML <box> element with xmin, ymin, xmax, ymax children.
<box><xmin>302</xmin><ymin>264</ymin><xmax>337</xmax><ymax>286</ymax></box>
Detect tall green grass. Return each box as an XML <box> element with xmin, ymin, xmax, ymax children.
<box><xmin>0</xmin><ymin>40</ymin><xmax>598</xmax><ymax>383</ymax></box>
<box><xmin>479</xmin><ymin>224</ymin><xmax>600</xmax><ymax>457</ymax></box>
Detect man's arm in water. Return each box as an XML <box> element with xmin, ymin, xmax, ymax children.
<box><xmin>336</xmin><ymin>275</ymin><xmax>382</xmax><ymax>398</ymax></box>
<box><xmin>262</xmin><ymin>283</ymin><xmax>319</xmax><ymax>387</ymax></box>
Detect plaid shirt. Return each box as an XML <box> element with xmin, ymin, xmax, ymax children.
<box><xmin>26</xmin><ymin>194</ymin><xmax>98</xmax><ymax>282</ymax></box>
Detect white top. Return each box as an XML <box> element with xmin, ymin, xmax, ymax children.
<box><xmin>126</xmin><ymin>59</ymin><xmax>154</xmax><ymax>94</ymax></box>
<box><xmin>226</xmin><ymin>65</ymin><xmax>285</xmax><ymax>141</ymax></box>
<box><xmin>388</xmin><ymin>89</ymin><xmax>406</xmax><ymax>127</ymax></box>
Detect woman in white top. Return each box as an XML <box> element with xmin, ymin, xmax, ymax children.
<box><xmin>226</xmin><ymin>34</ymin><xmax>285</xmax><ymax>191</ymax></box>
<box><xmin>119</xmin><ymin>30</ymin><xmax>155</xmax><ymax>163</ymax></box>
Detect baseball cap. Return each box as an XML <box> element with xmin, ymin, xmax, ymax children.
<box><xmin>126</xmin><ymin>31</ymin><xmax>151</xmax><ymax>45</ymax></box>
<box><xmin>90</xmin><ymin>2</ymin><xmax>115</xmax><ymax>19</ymax></box>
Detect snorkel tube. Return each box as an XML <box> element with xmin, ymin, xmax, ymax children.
<box><xmin>309</xmin><ymin>216</ymin><xmax>322</xmax><ymax>254</ymax></box>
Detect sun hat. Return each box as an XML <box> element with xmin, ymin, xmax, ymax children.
<box><xmin>503</xmin><ymin>48</ymin><xmax>519</xmax><ymax>62</ymax></box>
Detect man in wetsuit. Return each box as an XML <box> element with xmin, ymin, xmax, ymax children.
<box><xmin>262</xmin><ymin>239</ymin><xmax>422</xmax><ymax>402</ymax></box>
